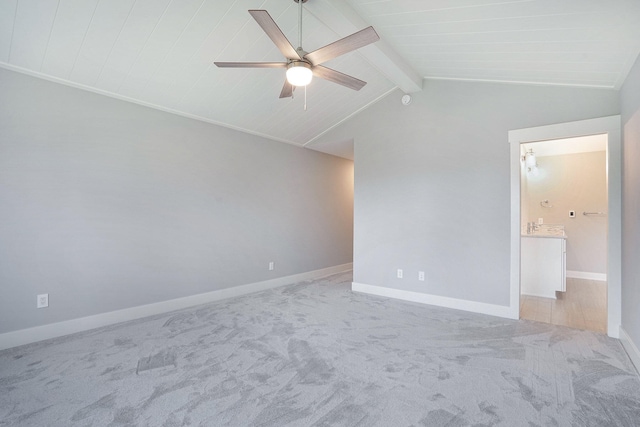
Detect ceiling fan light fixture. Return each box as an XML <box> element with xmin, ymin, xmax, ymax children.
<box><xmin>286</xmin><ymin>61</ymin><xmax>312</xmax><ymax>86</ymax></box>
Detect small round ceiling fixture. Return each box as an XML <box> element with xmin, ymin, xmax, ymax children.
<box><xmin>401</xmin><ymin>94</ymin><xmax>412</xmax><ymax>105</ymax></box>
<box><xmin>286</xmin><ymin>61</ymin><xmax>313</xmax><ymax>86</ymax></box>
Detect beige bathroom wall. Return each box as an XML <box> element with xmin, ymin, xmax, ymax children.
<box><xmin>524</xmin><ymin>151</ymin><xmax>607</xmax><ymax>275</ymax></box>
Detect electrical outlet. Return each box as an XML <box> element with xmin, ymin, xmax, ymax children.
<box><xmin>268</xmin><ymin>261</ymin><xmax>274</xmax><ymax>271</ymax></box>
<box><xmin>538</xmin><ymin>217</ymin><xmax>544</xmax><ymax>225</ymax></box>
<box><xmin>397</xmin><ymin>269</ymin><xmax>403</xmax><ymax>279</ymax></box>
<box><xmin>418</xmin><ymin>271</ymin><xmax>425</xmax><ymax>281</ymax></box>
<box><xmin>37</xmin><ymin>294</ymin><xmax>49</xmax><ymax>308</ymax></box>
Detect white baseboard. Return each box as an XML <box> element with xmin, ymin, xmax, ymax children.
<box><xmin>521</xmin><ymin>291</ymin><xmax>557</xmax><ymax>300</ymax></box>
<box><xmin>566</xmin><ymin>271</ymin><xmax>607</xmax><ymax>281</ymax></box>
<box><xmin>620</xmin><ymin>327</ymin><xmax>640</xmax><ymax>375</ymax></box>
<box><xmin>0</xmin><ymin>263</ymin><xmax>353</xmax><ymax>351</ymax></box>
<box><xmin>352</xmin><ymin>282</ymin><xmax>518</xmax><ymax>320</ymax></box>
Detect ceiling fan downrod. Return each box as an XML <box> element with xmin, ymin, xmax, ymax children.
<box><xmin>294</xmin><ymin>0</ymin><xmax>308</xmax><ymax>52</ymax></box>
<box><xmin>295</xmin><ymin>0</ymin><xmax>309</xmax><ymax>110</ymax></box>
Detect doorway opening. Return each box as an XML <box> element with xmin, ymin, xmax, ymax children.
<box><xmin>518</xmin><ymin>135</ymin><xmax>608</xmax><ymax>333</ymax></box>
<box><xmin>508</xmin><ymin>115</ymin><xmax>621</xmax><ymax>338</ymax></box>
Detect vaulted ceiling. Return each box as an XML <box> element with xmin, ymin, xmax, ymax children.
<box><xmin>2</xmin><ymin>0</ymin><xmax>640</xmax><ymax>159</ymax></box>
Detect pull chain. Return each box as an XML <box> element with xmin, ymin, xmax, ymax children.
<box><xmin>304</xmin><ymin>85</ymin><xmax>307</xmax><ymax>111</ymax></box>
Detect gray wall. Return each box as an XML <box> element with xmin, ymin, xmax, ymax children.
<box><xmin>621</xmin><ymin>55</ymin><xmax>640</xmax><ymax>349</ymax></box>
<box><xmin>524</xmin><ymin>152</ymin><xmax>607</xmax><ymax>275</ymax></box>
<box><xmin>0</xmin><ymin>68</ymin><xmax>354</xmax><ymax>334</ymax></box>
<box><xmin>314</xmin><ymin>80</ymin><xmax>619</xmax><ymax>307</ymax></box>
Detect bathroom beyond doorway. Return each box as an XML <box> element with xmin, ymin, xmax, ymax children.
<box><xmin>519</xmin><ymin>134</ymin><xmax>608</xmax><ymax>334</ymax></box>
<box><xmin>509</xmin><ymin>115</ymin><xmax>622</xmax><ymax>338</ymax></box>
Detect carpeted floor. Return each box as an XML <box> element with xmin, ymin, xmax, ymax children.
<box><xmin>1</xmin><ymin>271</ymin><xmax>639</xmax><ymax>426</ymax></box>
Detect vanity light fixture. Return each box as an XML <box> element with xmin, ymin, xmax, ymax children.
<box><xmin>522</xmin><ymin>148</ymin><xmax>538</xmax><ymax>174</ymax></box>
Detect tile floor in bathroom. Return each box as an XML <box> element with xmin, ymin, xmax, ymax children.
<box><xmin>520</xmin><ymin>278</ymin><xmax>607</xmax><ymax>334</ymax></box>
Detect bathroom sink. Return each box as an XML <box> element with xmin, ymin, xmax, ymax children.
<box><xmin>522</xmin><ymin>224</ymin><xmax>567</xmax><ymax>238</ymax></box>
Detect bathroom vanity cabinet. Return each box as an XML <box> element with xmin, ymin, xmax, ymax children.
<box><xmin>521</xmin><ymin>235</ymin><xmax>566</xmax><ymax>299</ymax></box>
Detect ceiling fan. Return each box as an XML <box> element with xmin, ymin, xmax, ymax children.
<box><xmin>214</xmin><ymin>0</ymin><xmax>380</xmax><ymax>99</ymax></box>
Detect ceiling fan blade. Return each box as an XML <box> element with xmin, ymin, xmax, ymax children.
<box><xmin>249</xmin><ymin>10</ymin><xmax>300</xmax><ymax>60</ymax></box>
<box><xmin>304</xmin><ymin>27</ymin><xmax>379</xmax><ymax>65</ymax></box>
<box><xmin>279</xmin><ymin>80</ymin><xmax>294</xmax><ymax>98</ymax></box>
<box><xmin>312</xmin><ymin>66</ymin><xmax>366</xmax><ymax>91</ymax></box>
<box><xmin>214</xmin><ymin>62</ymin><xmax>287</xmax><ymax>68</ymax></box>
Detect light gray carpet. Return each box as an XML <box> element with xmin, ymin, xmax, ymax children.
<box><xmin>1</xmin><ymin>271</ymin><xmax>639</xmax><ymax>426</ymax></box>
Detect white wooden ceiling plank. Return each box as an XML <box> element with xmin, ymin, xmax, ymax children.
<box><xmin>388</xmin><ymin>27</ymin><xmax>636</xmax><ymax>48</ymax></box>
<box><xmin>399</xmin><ymin>40</ymin><xmax>632</xmax><ymax>55</ymax></box>
<box><xmin>359</xmin><ymin>0</ymin><xmax>624</xmax><ymax>29</ymax></box>
<box><xmin>352</xmin><ymin>0</ymin><xmax>539</xmax><ymax>16</ymax></box>
<box><xmin>307</xmin><ymin>0</ymin><xmax>422</xmax><ymax>92</ymax></box>
<box><xmin>419</xmin><ymin>60</ymin><xmax>622</xmax><ymax>75</ymax></box>
<box><xmin>196</xmin><ymin>50</ymin><xmax>293</xmax><ymax>122</ymax></box>
<box><xmin>140</xmin><ymin>0</ymin><xmax>265</xmax><ymax>108</ymax></box>
<box><xmin>0</xmin><ymin>0</ymin><xmax>18</xmax><ymax>62</ymax></box>
<box><xmin>40</xmin><ymin>0</ymin><xmax>100</xmax><ymax>78</ymax></box>
<box><xmin>385</xmin><ymin>12</ymin><xmax>620</xmax><ymax>37</ymax></box>
<box><xmin>190</xmin><ymin>7</ymin><xmax>301</xmax><ymax>124</ymax></box>
<box><xmin>117</xmin><ymin>0</ymin><xmax>206</xmax><ymax>99</ymax></box>
<box><xmin>205</xmin><ymin>74</ymin><xmax>290</xmax><ymax>127</ymax></box>
<box><xmin>408</xmin><ymin>50</ymin><xmax>627</xmax><ymax>65</ymax></box>
<box><xmin>424</xmin><ymin>67</ymin><xmax>618</xmax><ymax>86</ymax></box>
<box><xmin>69</xmin><ymin>0</ymin><xmax>136</xmax><ymax>85</ymax></box>
<box><xmin>421</xmin><ymin>64</ymin><xmax>618</xmax><ymax>78</ymax></box>
<box><xmin>428</xmin><ymin>75</ymin><xmax>617</xmax><ymax>88</ymax></box>
<box><xmin>93</xmin><ymin>0</ymin><xmax>172</xmax><ymax>93</ymax></box>
<box><xmin>186</xmin><ymin>66</ymin><xmax>284</xmax><ymax>125</ymax></box>
<box><xmin>9</xmin><ymin>0</ymin><xmax>59</xmax><ymax>69</ymax></box>
<box><xmin>170</xmin><ymin>0</ymin><xmax>301</xmax><ymax>111</ymax></box>
<box><xmin>174</xmin><ymin>2</ymin><xmax>297</xmax><ymax>114</ymax></box>
<box><xmin>352</xmin><ymin>0</ymin><xmax>605</xmax><ymax>23</ymax></box>
<box><xmin>294</xmin><ymin>7</ymin><xmax>342</xmax><ymax>57</ymax></box>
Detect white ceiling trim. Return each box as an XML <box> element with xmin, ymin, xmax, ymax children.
<box><xmin>306</xmin><ymin>0</ymin><xmax>423</xmax><ymax>93</ymax></box>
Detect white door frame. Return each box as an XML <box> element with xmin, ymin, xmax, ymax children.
<box><xmin>508</xmin><ymin>116</ymin><xmax>622</xmax><ymax>338</ymax></box>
